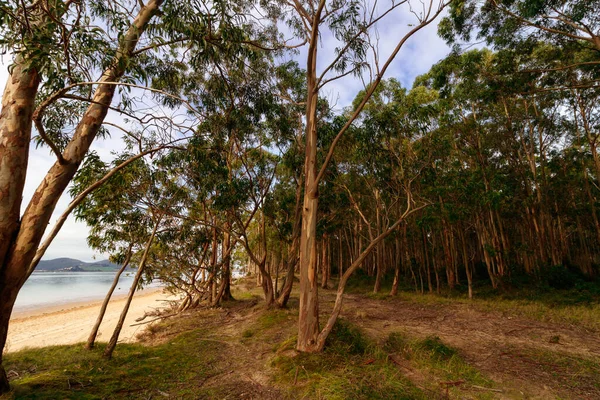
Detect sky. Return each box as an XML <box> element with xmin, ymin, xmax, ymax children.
<box><xmin>1</xmin><ymin>2</ymin><xmax>452</xmax><ymax>262</ymax></box>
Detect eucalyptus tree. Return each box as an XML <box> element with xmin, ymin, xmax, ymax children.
<box><xmin>439</xmin><ymin>0</ymin><xmax>600</xmax><ymax>92</ymax></box>
<box><xmin>265</xmin><ymin>0</ymin><xmax>450</xmax><ymax>352</ymax></box>
<box><xmin>73</xmin><ymin>148</ymin><xmax>185</xmax><ymax>359</ymax></box>
<box><xmin>270</xmin><ymin>61</ymin><xmax>308</xmax><ymax>308</ymax></box>
<box><xmin>0</xmin><ymin>0</ymin><xmax>275</xmax><ymax>388</ymax></box>
<box><xmin>166</xmin><ymin>51</ymin><xmax>302</xmax><ymax>306</ymax></box>
<box><xmin>382</xmin><ymin>46</ymin><xmax>600</xmax><ymax>292</ymax></box>
<box><xmin>0</xmin><ymin>1</ymin><xmax>163</xmax><ymax>389</ymax></box>
<box><xmin>71</xmin><ymin>152</ymin><xmax>150</xmax><ymax>350</ymax></box>
<box><xmin>441</xmin><ymin>0</ymin><xmax>600</xmax><ymax>51</ymax></box>
<box><xmin>71</xmin><ymin>149</ymin><xmax>173</xmax><ymax>350</ymax></box>
<box><xmin>142</xmin><ymin>215</ymin><xmax>214</xmax><ymax>311</ymax></box>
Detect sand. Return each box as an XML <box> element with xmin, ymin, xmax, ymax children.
<box><xmin>5</xmin><ymin>288</ymin><xmax>178</xmax><ymax>353</ymax></box>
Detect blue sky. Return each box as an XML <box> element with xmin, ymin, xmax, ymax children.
<box><xmin>0</xmin><ymin>3</ymin><xmax>451</xmax><ymax>262</ymax></box>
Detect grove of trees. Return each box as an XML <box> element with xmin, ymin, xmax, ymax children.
<box><xmin>0</xmin><ymin>0</ymin><xmax>598</xmax><ymax>393</ymax></box>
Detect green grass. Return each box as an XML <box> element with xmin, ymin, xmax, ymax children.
<box><xmin>342</xmin><ymin>269</ymin><xmax>600</xmax><ymax>331</ymax></box>
<box><xmin>240</xmin><ymin>308</ymin><xmax>294</xmax><ymax>344</ymax></box>
<box><xmin>519</xmin><ymin>347</ymin><xmax>600</xmax><ymax>393</ymax></box>
<box><xmin>384</xmin><ymin>332</ymin><xmax>495</xmax><ymax>399</ymax></box>
<box><xmin>271</xmin><ymin>319</ymin><xmax>427</xmax><ymax>399</ymax></box>
<box><xmin>397</xmin><ymin>290</ymin><xmax>600</xmax><ymax>332</ymax></box>
<box><xmin>1</xmin><ymin>329</ymin><xmax>220</xmax><ymax>399</ymax></box>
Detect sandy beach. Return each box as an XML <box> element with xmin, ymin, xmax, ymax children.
<box><xmin>6</xmin><ymin>288</ymin><xmax>178</xmax><ymax>353</ymax></box>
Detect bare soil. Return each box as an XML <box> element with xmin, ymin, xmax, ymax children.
<box><xmin>140</xmin><ymin>296</ymin><xmax>290</xmax><ymax>399</ymax></box>
<box><xmin>141</xmin><ymin>283</ymin><xmax>600</xmax><ymax>399</ymax></box>
<box><xmin>338</xmin><ymin>292</ymin><xmax>600</xmax><ymax>399</ymax></box>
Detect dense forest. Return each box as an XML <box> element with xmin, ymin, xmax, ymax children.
<box><xmin>0</xmin><ymin>0</ymin><xmax>599</xmax><ymax>397</ymax></box>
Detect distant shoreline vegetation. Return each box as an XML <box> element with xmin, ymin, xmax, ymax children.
<box><xmin>35</xmin><ymin>258</ymin><xmax>120</xmax><ymax>273</ymax></box>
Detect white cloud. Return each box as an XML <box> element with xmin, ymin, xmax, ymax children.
<box><xmin>288</xmin><ymin>3</ymin><xmax>451</xmax><ymax>111</ymax></box>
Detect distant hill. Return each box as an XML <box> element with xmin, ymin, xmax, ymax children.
<box><xmin>35</xmin><ymin>258</ymin><xmax>120</xmax><ymax>272</ymax></box>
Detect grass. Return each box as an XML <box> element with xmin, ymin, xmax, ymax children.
<box><xmin>342</xmin><ymin>269</ymin><xmax>600</xmax><ymax>331</ymax></box>
<box><xmin>384</xmin><ymin>332</ymin><xmax>494</xmax><ymax>398</ymax></box>
<box><xmin>520</xmin><ymin>347</ymin><xmax>600</xmax><ymax>393</ymax></box>
<box><xmin>1</xmin><ymin>329</ymin><xmax>220</xmax><ymax>399</ymax></box>
<box><xmin>240</xmin><ymin>308</ymin><xmax>294</xmax><ymax>345</ymax></box>
<box><xmin>397</xmin><ymin>290</ymin><xmax>600</xmax><ymax>332</ymax></box>
<box><xmin>272</xmin><ymin>319</ymin><xmax>432</xmax><ymax>399</ymax></box>
<box><xmin>3</xmin><ymin>273</ymin><xmax>598</xmax><ymax>399</ymax></box>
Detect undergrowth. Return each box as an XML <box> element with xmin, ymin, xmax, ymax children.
<box><xmin>1</xmin><ymin>329</ymin><xmax>219</xmax><ymax>399</ymax></box>
<box><xmin>272</xmin><ymin>319</ymin><xmax>426</xmax><ymax>399</ymax></box>
<box><xmin>385</xmin><ymin>332</ymin><xmax>494</xmax><ymax>398</ymax></box>
<box><xmin>342</xmin><ymin>269</ymin><xmax>600</xmax><ymax>331</ymax></box>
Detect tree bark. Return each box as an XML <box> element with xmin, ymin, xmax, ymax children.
<box><xmin>0</xmin><ymin>57</ymin><xmax>41</xmax><ymax>393</ymax></box>
<box><xmin>221</xmin><ymin>229</ymin><xmax>234</xmax><ymax>301</ymax></box>
<box><xmin>86</xmin><ymin>245</ymin><xmax>133</xmax><ymax>350</ymax></box>
<box><xmin>390</xmin><ymin>236</ymin><xmax>401</xmax><ymax>296</ymax></box>
<box><xmin>0</xmin><ymin>1</ymin><xmax>163</xmax><ymax>387</ymax></box>
<box><xmin>297</xmin><ymin>28</ymin><xmax>321</xmax><ymax>351</ymax></box>
<box><xmin>104</xmin><ymin>218</ymin><xmax>160</xmax><ymax>359</ymax></box>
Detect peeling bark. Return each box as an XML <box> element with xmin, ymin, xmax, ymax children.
<box><xmin>0</xmin><ymin>1</ymin><xmax>163</xmax><ymax>391</ymax></box>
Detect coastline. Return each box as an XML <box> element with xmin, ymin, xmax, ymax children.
<box><xmin>11</xmin><ymin>286</ymin><xmax>164</xmax><ymax>319</ymax></box>
<box><xmin>6</xmin><ymin>288</ymin><xmax>178</xmax><ymax>353</ymax></box>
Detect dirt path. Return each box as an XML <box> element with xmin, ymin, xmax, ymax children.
<box><xmin>141</xmin><ymin>298</ymin><xmax>287</xmax><ymax>399</ymax></box>
<box><xmin>141</xmin><ymin>286</ymin><xmax>599</xmax><ymax>399</ymax></box>
<box><xmin>338</xmin><ymin>293</ymin><xmax>600</xmax><ymax>399</ymax></box>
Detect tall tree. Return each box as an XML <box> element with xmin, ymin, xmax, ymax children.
<box><xmin>270</xmin><ymin>0</ymin><xmax>449</xmax><ymax>352</ymax></box>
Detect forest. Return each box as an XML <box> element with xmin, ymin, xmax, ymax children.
<box><xmin>0</xmin><ymin>0</ymin><xmax>599</xmax><ymax>398</ymax></box>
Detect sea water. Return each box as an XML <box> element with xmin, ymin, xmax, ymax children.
<box><xmin>13</xmin><ymin>271</ymin><xmax>158</xmax><ymax>313</ymax></box>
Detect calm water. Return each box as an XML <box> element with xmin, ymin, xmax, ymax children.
<box><xmin>13</xmin><ymin>271</ymin><xmax>157</xmax><ymax>313</ymax></box>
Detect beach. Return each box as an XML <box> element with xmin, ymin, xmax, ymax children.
<box><xmin>6</xmin><ymin>288</ymin><xmax>177</xmax><ymax>353</ymax></box>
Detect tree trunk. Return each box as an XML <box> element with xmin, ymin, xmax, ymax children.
<box><xmin>0</xmin><ymin>283</ymin><xmax>21</xmax><ymax>393</ymax></box>
<box><xmin>103</xmin><ymin>218</ymin><xmax>160</xmax><ymax>359</ymax></box>
<box><xmin>321</xmin><ymin>235</ymin><xmax>330</xmax><ymax>289</ymax></box>
<box><xmin>374</xmin><ymin>195</ymin><xmax>382</xmax><ymax>293</ymax></box>
<box><xmin>86</xmin><ymin>246</ymin><xmax>133</xmax><ymax>349</ymax></box>
<box><xmin>0</xmin><ymin>57</ymin><xmax>41</xmax><ymax>394</ymax></box>
<box><xmin>221</xmin><ymin>229</ymin><xmax>234</xmax><ymax>301</ymax></box>
<box><xmin>296</xmin><ymin>21</ymin><xmax>321</xmax><ymax>351</ymax></box>
<box><xmin>313</xmin><ymin>216</ymin><xmax>408</xmax><ymax>351</ymax></box>
<box><xmin>0</xmin><ymin>1</ymin><xmax>163</xmax><ymax>386</ymax></box>
<box><xmin>390</xmin><ymin>236</ymin><xmax>401</xmax><ymax>296</ymax></box>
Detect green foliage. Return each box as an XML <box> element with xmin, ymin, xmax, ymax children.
<box><xmin>415</xmin><ymin>336</ymin><xmax>457</xmax><ymax>361</ymax></box>
<box><xmin>325</xmin><ymin>318</ymin><xmax>370</xmax><ymax>356</ymax></box>
<box><xmin>544</xmin><ymin>265</ymin><xmax>583</xmax><ymax>290</ymax></box>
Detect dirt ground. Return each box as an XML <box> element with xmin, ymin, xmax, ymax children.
<box><xmin>338</xmin><ymin>292</ymin><xmax>600</xmax><ymax>399</ymax></box>
<box><xmin>142</xmin><ymin>284</ymin><xmax>600</xmax><ymax>399</ymax></box>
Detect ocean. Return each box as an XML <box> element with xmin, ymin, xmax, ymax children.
<box><xmin>13</xmin><ymin>271</ymin><xmax>158</xmax><ymax>313</ymax></box>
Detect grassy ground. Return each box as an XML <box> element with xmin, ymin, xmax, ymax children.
<box><xmin>2</xmin><ymin>275</ymin><xmax>599</xmax><ymax>399</ymax></box>
<box><xmin>2</xmin><ymin>330</ymin><xmax>219</xmax><ymax>399</ymax></box>
<box><xmin>348</xmin><ymin>270</ymin><xmax>600</xmax><ymax>332</ymax></box>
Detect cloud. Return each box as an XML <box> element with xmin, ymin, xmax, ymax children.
<box><xmin>286</xmin><ymin>2</ymin><xmax>451</xmax><ymax>111</ymax></box>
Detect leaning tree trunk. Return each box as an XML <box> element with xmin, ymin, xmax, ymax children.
<box><xmin>0</xmin><ymin>57</ymin><xmax>41</xmax><ymax>393</ymax></box>
<box><xmin>276</xmin><ymin>174</ymin><xmax>303</xmax><ymax>308</ymax></box>
<box><xmin>103</xmin><ymin>219</ymin><xmax>160</xmax><ymax>359</ymax></box>
<box><xmin>0</xmin><ymin>1</ymin><xmax>163</xmax><ymax>389</ymax></box>
<box><xmin>314</xmin><ymin>216</ymin><xmax>410</xmax><ymax>351</ymax></box>
<box><xmin>86</xmin><ymin>246</ymin><xmax>133</xmax><ymax>350</ymax></box>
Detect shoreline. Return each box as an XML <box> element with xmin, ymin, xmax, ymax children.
<box><xmin>11</xmin><ymin>286</ymin><xmax>165</xmax><ymax>320</ymax></box>
<box><xmin>6</xmin><ymin>288</ymin><xmax>178</xmax><ymax>353</ymax></box>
